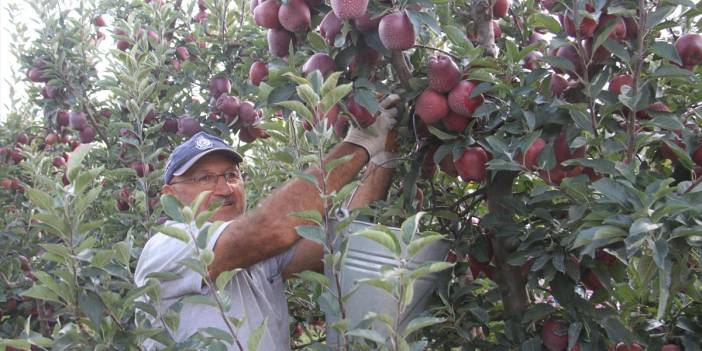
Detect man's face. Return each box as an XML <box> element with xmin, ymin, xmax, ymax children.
<box><xmin>163</xmin><ymin>152</ymin><xmax>246</xmax><ymax>222</ymax></box>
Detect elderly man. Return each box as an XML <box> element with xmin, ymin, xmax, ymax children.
<box><xmin>134</xmin><ymin>95</ymin><xmax>400</xmax><ymax>350</ymax></box>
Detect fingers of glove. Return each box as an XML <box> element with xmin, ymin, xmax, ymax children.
<box><xmin>379</xmin><ymin>94</ymin><xmax>401</xmax><ymax>109</ymax></box>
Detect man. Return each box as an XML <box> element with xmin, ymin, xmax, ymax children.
<box><xmin>134</xmin><ymin>95</ymin><xmax>400</xmax><ymax>350</ymax></box>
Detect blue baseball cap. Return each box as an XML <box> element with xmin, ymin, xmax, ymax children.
<box><xmin>163</xmin><ymin>131</ymin><xmax>243</xmax><ymax>184</ymax></box>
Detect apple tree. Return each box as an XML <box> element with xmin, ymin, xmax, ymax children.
<box><xmin>1</xmin><ymin>0</ymin><xmax>701</xmax><ymax>350</ymax></box>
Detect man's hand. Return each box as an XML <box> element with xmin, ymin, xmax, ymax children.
<box><xmin>343</xmin><ymin>94</ymin><xmax>401</xmax><ymax>158</ymax></box>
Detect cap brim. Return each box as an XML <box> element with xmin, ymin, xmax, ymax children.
<box><xmin>172</xmin><ymin>148</ymin><xmax>243</xmax><ymax>177</ymax></box>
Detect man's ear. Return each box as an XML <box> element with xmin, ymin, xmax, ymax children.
<box><xmin>162</xmin><ymin>184</ymin><xmax>174</xmax><ymax>195</ymax></box>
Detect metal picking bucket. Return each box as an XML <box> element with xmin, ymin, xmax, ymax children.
<box><xmin>324</xmin><ymin>219</ymin><xmax>451</xmax><ymax>348</ymax></box>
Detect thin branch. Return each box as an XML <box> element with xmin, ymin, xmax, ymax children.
<box><xmin>413</xmin><ymin>44</ymin><xmax>460</xmax><ymax>60</ymax></box>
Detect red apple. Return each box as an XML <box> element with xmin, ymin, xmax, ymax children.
<box><xmin>238</xmin><ymin>101</ymin><xmax>257</xmax><ymax>125</ymax></box>
<box><xmin>550</xmin><ymin>72</ymin><xmax>570</xmax><ymax>97</ymax></box>
<box><xmin>378</xmin><ymin>10</ymin><xmax>416</xmax><ymax>50</ymax></box>
<box><xmin>675</xmin><ymin>33</ymin><xmax>702</xmax><ymax>69</ymax></box>
<box><xmin>331</xmin><ymin>0</ymin><xmax>369</xmax><ymax>20</ymax></box>
<box><xmin>448</xmin><ymin>80</ymin><xmax>484</xmax><ymax>116</ymax></box>
<box><xmin>216</xmin><ymin>95</ymin><xmax>241</xmax><ymax>122</ymax></box>
<box><xmin>428</xmin><ymin>54</ymin><xmax>461</xmax><ymax>93</ymax></box>
<box><xmin>249</xmin><ymin>60</ymin><xmax>268</xmax><ymax>86</ymax></box>
<box><xmin>693</xmin><ymin>143</ymin><xmax>702</xmax><ymax>167</ymax></box>
<box><xmin>443</xmin><ymin>110</ymin><xmax>471</xmax><ymax>132</ymax></box>
<box><xmin>553</xmin><ymin>130</ymin><xmax>586</xmax><ymax>163</ymax></box>
<box><xmin>609</xmin><ymin>74</ymin><xmax>634</xmax><ymax>95</ymax></box>
<box><xmin>415</xmin><ymin>89</ymin><xmax>449</xmax><ymax>124</ymax></box>
<box><xmin>455</xmin><ymin>146</ymin><xmax>489</xmax><ymax>182</ymax></box>
<box><xmin>581</xmin><ymin>268</ymin><xmax>604</xmax><ymax>290</ymax></box>
<box><xmin>267</xmin><ymin>28</ymin><xmax>294</xmax><ymax>57</ymax></box>
<box><xmin>175</xmin><ymin>46</ymin><xmax>190</xmax><ymax>60</ymax></box>
<box><xmin>541</xmin><ymin>319</ymin><xmax>569</xmax><ymax>351</ymax></box>
<box><xmin>346</xmin><ymin>95</ymin><xmax>375</xmax><ymax>127</ymax></box>
<box><xmin>561</xmin><ymin>6</ymin><xmax>597</xmax><ymax>38</ymax></box>
<box><xmin>52</xmin><ymin>156</ymin><xmax>66</xmax><ymax>167</ymax></box>
<box><xmin>69</xmin><ymin>112</ymin><xmax>88</xmax><ymax>131</ymax></box>
<box><xmin>492</xmin><ymin>0</ymin><xmax>510</xmax><ymax>18</ymax></box>
<box><xmin>79</xmin><ymin>126</ymin><xmax>96</xmax><ymax>143</ymax></box>
<box><xmin>94</xmin><ymin>15</ymin><xmax>106</xmax><ymax>27</ymax></box>
<box><xmin>131</xmin><ymin>162</ymin><xmax>152</xmax><ymax>177</ymax></box>
<box><xmin>518</xmin><ymin>138</ymin><xmax>546</xmax><ymax>170</ymax></box>
<box><xmin>661</xmin><ymin>344</ymin><xmax>682</xmax><ymax>351</ymax></box>
<box><xmin>278</xmin><ymin>0</ymin><xmax>311</xmax><ymax>32</ymax></box>
<box><xmin>177</xmin><ymin>115</ymin><xmax>202</xmax><ymax>136</ymax></box>
<box><xmin>523</xmin><ymin>51</ymin><xmax>543</xmax><ymax>70</ymax></box>
<box><xmin>302</xmin><ymin>53</ymin><xmax>336</xmax><ymax>77</ymax></box>
<box><xmin>598</xmin><ymin>14</ymin><xmax>627</xmax><ymax>41</ymax></box>
<box><xmin>16</xmin><ymin>133</ymin><xmax>29</xmax><ymax>145</ymax></box>
<box><xmin>208</xmin><ymin>76</ymin><xmax>231</xmax><ymax>98</ymax></box>
<box><xmin>162</xmin><ymin>118</ymin><xmax>178</xmax><ymax>133</ymax></box>
<box><xmin>320</xmin><ymin>11</ymin><xmax>343</xmax><ymax>44</ymax></box>
<box><xmin>636</xmin><ymin>102</ymin><xmax>669</xmax><ymax>120</ymax></box>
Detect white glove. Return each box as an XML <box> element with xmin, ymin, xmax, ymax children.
<box><xmin>343</xmin><ymin>94</ymin><xmax>401</xmax><ymax>158</ymax></box>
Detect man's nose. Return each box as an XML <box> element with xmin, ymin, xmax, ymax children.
<box><xmin>211</xmin><ymin>175</ymin><xmax>232</xmax><ymax>194</ymax></box>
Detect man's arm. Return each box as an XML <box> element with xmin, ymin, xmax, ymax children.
<box><xmin>208</xmin><ymin>142</ymin><xmax>368</xmax><ymax>279</ymax></box>
<box><xmin>282</xmin><ymin>156</ymin><xmax>397</xmax><ymax>278</ymax></box>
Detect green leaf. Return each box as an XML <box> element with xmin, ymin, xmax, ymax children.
<box><xmin>297</xmin><ymin>84</ymin><xmax>320</xmax><ymax>108</ymax></box>
<box><xmin>295</xmin><ymin>270</ymin><xmax>330</xmax><ymax>287</ymax></box>
<box><xmin>356</xmin><ymin>277</ymin><xmax>394</xmax><ymax>294</ymax></box>
<box><xmin>282</xmin><ymin>72</ymin><xmax>310</xmax><ymax>86</ymax></box>
<box><xmin>288</xmin><ymin>210</ymin><xmax>322</xmax><ymax>224</ymax></box>
<box><xmin>650</xmin><ymin>41</ymin><xmax>682</xmax><ymax>65</ymax></box>
<box><xmin>402</xmin><ymin>316</ymin><xmax>445</xmax><ymax>337</ymax></box>
<box><xmin>401</xmin><ymin>212</ymin><xmax>425</xmax><ymax>245</ymax></box>
<box><xmin>296</xmin><ymin>225</ymin><xmax>325</xmax><ymax>244</ymax></box>
<box><xmin>321</xmin><ymin>71</ymin><xmax>342</xmax><ymax>96</ymax></box>
<box><xmin>26</xmin><ymin>188</ymin><xmax>54</xmax><ymax>211</ymax></box>
<box><xmin>573</xmin><ymin>225</ymin><xmax>627</xmax><ymax>249</ymax></box>
<box><xmin>407</xmin><ymin>234</ymin><xmax>445</xmax><ymax>257</ymax></box>
<box><xmin>354</xmin><ymin>229</ymin><xmax>400</xmax><ymax>257</ymax></box>
<box><xmin>200</xmin><ymin>249</ymin><xmax>214</xmax><ymax>265</ymax></box>
<box><xmin>443</xmin><ymin>24</ymin><xmax>472</xmax><ymax>48</ymax></box>
<box><xmin>645</xmin><ymin>5</ymin><xmax>675</xmax><ymax>29</ymax></box>
<box><xmin>66</xmin><ymin>143</ymin><xmax>92</xmax><ymax>182</ymax></box>
<box><xmin>527</xmin><ymin>12</ymin><xmax>561</xmax><ymax>33</ymax></box>
<box><xmin>629</xmin><ymin>218</ymin><xmax>662</xmax><ymax>237</ymax></box>
<box><xmin>543</xmin><ymin>55</ymin><xmax>575</xmax><ymax>74</ymax></box>
<box><xmin>521</xmin><ymin>303</ymin><xmax>556</xmax><ymax>323</ymax></box>
<box><xmin>277</xmin><ymin>100</ymin><xmax>314</xmax><ymax>123</ymax></box>
<box><xmin>161</xmin><ymin>194</ymin><xmax>185</xmax><ymax>222</ymax></box>
<box><xmin>156</xmin><ymin>224</ymin><xmax>191</xmax><ymax>243</ymax></box>
<box><xmin>21</xmin><ymin>285</ymin><xmax>61</xmax><ymax>303</ymax></box>
<box><xmin>78</xmin><ymin>291</ymin><xmax>104</xmax><ymax>326</ymax></box>
<box><xmin>247</xmin><ymin>318</ymin><xmax>268</xmax><ymax>351</ymax></box>
<box><xmin>652</xmin><ymin>64</ymin><xmax>695</xmax><ymax>78</ymax></box>
<box><xmin>408</xmin><ymin>261</ymin><xmax>454</xmax><ymax>281</ymax></box>
<box><xmin>307</xmin><ymin>31</ymin><xmax>326</xmax><ymax>52</ymax></box>
<box><xmin>321</xmin><ymin>83</ymin><xmax>352</xmax><ymax>113</ymax></box>
<box><xmin>346</xmin><ymin>329</ymin><xmax>386</xmax><ymax>345</ymax></box>
<box><xmin>214</xmin><ymin>268</ymin><xmax>240</xmax><ymax>291</ymax></box>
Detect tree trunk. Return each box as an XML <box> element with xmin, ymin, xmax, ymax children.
<box><xmin>487</xmin><ymin>171</ymin><xmax>529</xmax><ymax>344</ymax></box>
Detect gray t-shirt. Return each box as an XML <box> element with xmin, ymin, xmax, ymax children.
<box><xmin>134</xmin><ymin>221</ymin><xmax>296</xmax><ymax>350</ymax></box>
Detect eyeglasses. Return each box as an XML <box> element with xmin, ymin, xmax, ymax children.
<box><xmin>170</xmin><ymin>171</ymin><xmax>241</xmax><ymax>188</ymax></box>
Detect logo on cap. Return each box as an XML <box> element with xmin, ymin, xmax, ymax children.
<box><xmin>195</xmin><ymin>136</ymin><xmax>213</xmax><ymax>150</ymax></box>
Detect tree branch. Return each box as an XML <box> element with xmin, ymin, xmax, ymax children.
<box><xmin>470</xmin><ymin>0</ymin><xmax>497</xmax><ymax>57</ymax></box>
<box><xmin>390</xmin><ymin>50</ymin><xmax>413</xmax><ymax>89</ymax></box>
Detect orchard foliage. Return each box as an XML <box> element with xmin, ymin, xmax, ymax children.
<box><xmin>1</xmin><ymin>0</ymin><xmax>702</xmax><ymax>349</ymax></box>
